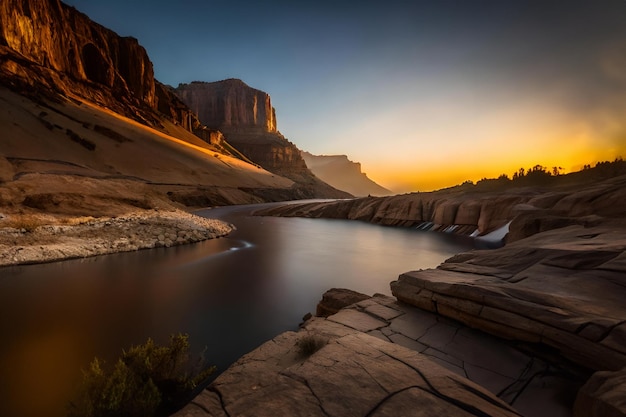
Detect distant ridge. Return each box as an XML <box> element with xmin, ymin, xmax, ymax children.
<box><xmin>301</xmin><ymin>151</ymin><xmax>392</xmax><ymax>197</ymax></box>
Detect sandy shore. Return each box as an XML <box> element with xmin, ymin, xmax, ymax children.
<box><xmin>0</xmin><ymin>209</ymin><xmax>233</xmax><ymax>267</ymax></box>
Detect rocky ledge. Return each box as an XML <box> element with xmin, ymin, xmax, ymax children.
<box><xmin>174</xmin><ymin>291</ymin><xmax>591</xmax><ymax>417</ymax></box>
<box><xmin>391</xmin><ymin>219</ymin><xmax>626</xmax><ymax>373</ymax></box>
<box><xmin>0</xmin><ymin>210</ymin><xmax>233</xmax><ymax>266</ymax></box>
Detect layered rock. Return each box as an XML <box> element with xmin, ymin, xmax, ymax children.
<box><xmin>574</xmin><ymin>367</ymin><xmax>626</xmax><ymax>417</ymax></box>
<box><xmin>256</xmin><ymin>174</ymin><xmax>626</xmax><ymax>237</ymax></box>
<box><xmin>391</xmin><ymin>220</ymin><xmax>626</xmax><ymax>372</ymax></box>
<box><xmin>176</xmin><ymin>79</ymin><xmax>276</xmax><ymax>133</ymax></box>
<box><xmin>301</xmin><ymin>151</ymin><xmax>392</xmax><ymax>197</ymax></box>
<box><xmin>175</xmin><ymin>292</ymin><xmax>589</xmax><ymax>417</ymax></box>
<box><xmin>175</xmin><ymin>80</ymin><xmax>351</xmax><ymax>199</ymax></box>
<box><xmin>0</xmin><ymin>0</ymin><xmax>197</xmax><ymax>129</ymax></box>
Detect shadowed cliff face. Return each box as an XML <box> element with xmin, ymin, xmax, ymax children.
<box><xmin>0</xmin><ymin>0</ymin><xmax>196</xmax><ymax>129</ymax></box>
<box><xmin>175</xmin><ymin>80</ymin><xmax>351</xmax><ymax>199</ymax></box>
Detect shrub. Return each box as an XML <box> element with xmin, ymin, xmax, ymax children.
<box><xmin>296</xmin><ymin>334</ymin><xmax>328</xmax><ymax>357</ymax></box>
<box><xmin>68</xmin><ymin>334</ymin><xmax>215</xmax><ymax>417</ymax></box>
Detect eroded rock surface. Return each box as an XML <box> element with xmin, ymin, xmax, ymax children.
<box><xmin>256</xmin><ymin>174</ymin><xmax>626</xmax><ymax>237</ymax></box>
<box><xmin>175</xmin><ymin>80</ymin><xmax>351</xmax><ymax>199</ymax></box>
<box><xmin>391</xmin><ymin>220</ymin><xmax>626</xmax><ymax>372</ymax></box>
<box><xmin>574</xmin><ymin>367</ymin><xmax>626</xmax><ymax>417</ymax></box>
<box><xmin>315</xmin><ymin>288</ymin><xmax>371</xmax><ymax>317</ymax></box>
<box><xmin>0</xmin><ymin>0</ymin><xmax>198</xmax><ymax>129</ymax></box>
<box><xmin>175</xmin><ymin>295</ymin><xmax>585</xmax><ymax>417</ymax></box>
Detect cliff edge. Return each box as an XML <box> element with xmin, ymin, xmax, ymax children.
<box><xmin>301</xmin><ymin>151</ymin><xmax>392</xmax><ymax>197</ymax></box>
<box><xmin>175</xmin><ymin>80</ymin><xmax>352</xmax><ymax>199</ymax></box>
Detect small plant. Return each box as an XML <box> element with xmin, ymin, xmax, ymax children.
<box><xmin>68</xmin><ymin>333</ymin><xmax>215</xmax><ymax>417</ymax></box>
<box><xmin>296</xmin><ymin>334</ymin><xmax>328</xmax><ymax>357</ymax></box>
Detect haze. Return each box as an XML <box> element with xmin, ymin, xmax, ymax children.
<box><xmin>66</xmin><ymin>0</ymin><xmax>626</xmax><ymax>192</ymax></box>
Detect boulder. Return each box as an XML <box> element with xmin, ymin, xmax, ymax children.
<box><xmin>315</xmin><ymin>288</ymin><xmax>370</xmax><ymax>317</ymax></box>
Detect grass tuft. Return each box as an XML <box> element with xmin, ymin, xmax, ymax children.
<box><xmin>296</xmin><ymin>334</ymin><xmax>328</xmax><ymax>357</ymax></box>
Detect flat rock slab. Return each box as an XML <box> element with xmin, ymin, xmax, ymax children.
<box><xmin>328</xmin><ymin>309</ymin><xmax>387</xmax><ymax>332</ymax></box>
<box><xmin>175</xmin><ymin>295</ymin><xmax>584</xmax><ymax>417</ymax></box>
<box><xmin>174</xmin><ymin>330</ymin><xmax>520</xmax><ymax>417</ymax></box>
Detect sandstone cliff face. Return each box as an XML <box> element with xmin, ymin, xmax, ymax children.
<box><xmin>1</xmin><ymin>0</ymin><xmax>153</xmax><ymax>103</ymax></box>
<box><xmin>0</xmin><ymin>0</ymin><xmax>195</xmax><ymax>129</ymax></box>
<box><xmin>301</xmin><ymin>151</ymin><xmax>392</xmax><ymax>197</ymax></box>
<box><xmin>175</xmin><ymin>80</ymin><xmax>351</xmax><ymax>199</ymax></box>
<box><xmin>176</xmin><ymin>79</ymin><xmax>276</xmax><ymax>133</ymax></box>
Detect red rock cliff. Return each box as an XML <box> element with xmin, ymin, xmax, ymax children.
<box><xmin>175</xmin><ymin>80</ymin><xmax>351</xmax><ymax>198</ymax></box>
<box><xmin>176</xmin><ymin>79</ymin><xmax>277</xmax><ymax>133</ymax></box>
<box><xmin>0</xmin><ymin>0</ymin><xmax>195</xmax><ymax>129</ymax></box>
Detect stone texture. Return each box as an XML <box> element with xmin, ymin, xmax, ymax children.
<box><xmin>174</xmin><ymin>330</ymin><xmax>521</xmax><ymax>417</ymax></box>
<box><xmin>176</xmin><ymin>79</ymin><xmax>277</xmax><ymax>133</ymax></box>
<box><xmin>0</xmin><ymin>209</ymin><xmax>233</xmax><ymax>266</ymax></box>
<box><xmin>0</xmin><ymin>0</ymin><xmax>200</xmax><ymax>130</ymax></box>
<box><xmin>175</xmin><ymin>295</ymin><xmax>585</xmax><ymax>417</ymax></box>
<box><xmin>316</xmin><ymin>288</ymin><xmax>371</xmax><ymax>317</ymax></box>
<box><xmin>574</xmin><ymin>367</ymin><xmax>626</xmax><ymax>417</ymax></box>
<box><xmin>391</xmin><ymin>220</ymin><xmax>626</xmax><ymax>372</ymax></box>
<box><xmin>255</xmin><ymin>174</ymin><xmax>626</xmax><ymax>237</ymax></box>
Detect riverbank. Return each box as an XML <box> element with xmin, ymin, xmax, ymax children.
<box><xmin>0</xmin><ymin>209</ymin><xmax>233</xmax><ymax>267</ymax></box>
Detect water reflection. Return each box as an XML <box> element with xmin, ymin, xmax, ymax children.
<box><xmin>0</xmin><ymin>204</ymin><xmax>475</xmax><ymax>417</ymax></box>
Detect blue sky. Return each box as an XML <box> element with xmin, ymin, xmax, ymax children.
<box><xmin>66</xmin><ymin>0</ymin><xmax>626</xmax><ymax>191</ymax></box>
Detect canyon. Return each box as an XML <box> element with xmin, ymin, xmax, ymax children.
<box><xmin>1</xmin><ymin>1</ymin><xmax>625</xmax><ymax>417</ymax></box>
<box><xmin>0</xmin><ymin>0</ymin><xmax>347</xmax><ymax>222</ymax></box>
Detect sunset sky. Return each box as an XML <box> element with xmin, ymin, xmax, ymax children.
<box><xmin>66</xmin><ymin>0</ymin><xmax>626</xmax><ymax>192</ymax></box>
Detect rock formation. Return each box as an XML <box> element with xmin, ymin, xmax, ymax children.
<box><xmin>391</xmin><ymin>219</ymin><xmax>626</xmax><ymax>372</ymax></box>
<box><xmin>301</xmin><ymin>151</ymin><xmax>392</xmax><ymax>197</ymax></box>
<box><xmin>175</xmin><ymin>80</ymin><xmax>351</xmax><ymax>199</ymax></box>
<box><xmin>176</xmin><ymin>79</ymin><xmax>276</xmax><ymax>133</ymax></box>
<box><xmin>256</xmin><ymin>173</ymin><xmax>626</xmax><ymax>237</ymax></box>
<box><xmin>574</xmin><ymin>367</ymin><xmax>626</xmax><ymax>417</ymax></box>
<box><xmin>0</xmin><ymin>0</ymin><xmax>332</xmax><ymax>216</ymax></box>
<box><xmin>174</xmin><ymin>292</ymin><xmax>586</xmax><ymax>417</ymax></box>
<box><xmin>0</xmin><ymin>0</ymin><xmax>200</xmax><ymax>130</ymax></box>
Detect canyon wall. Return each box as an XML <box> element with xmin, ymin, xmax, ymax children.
<box><xmin>301</xmin><ymin>151</ymin><xmax>392</xmax><ymax>197</ymax></box>
<box><xmin>175</xmin><ymin>80</ymin><xmax>351</xmax><ymax>198</ymax></box>
<box><xmin>0</xmin><ymin>0</ymin><xmax>196</xmax><ymax>129</ymax></box>
<box><xmin>176</xmin><ymin>79</ymin><xmax>276</xmax><ymax>133</ymax></box>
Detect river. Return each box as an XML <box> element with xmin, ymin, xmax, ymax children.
<box><xmin>0</xmin><ymin>203</ymin><xmax>476</xmax><ymax>417</ymax></box>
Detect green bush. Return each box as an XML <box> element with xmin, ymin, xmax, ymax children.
<box><xmin>69</xmin><ymin>334</ymin><xmax>215</xmax><ymax>417</ymax></box>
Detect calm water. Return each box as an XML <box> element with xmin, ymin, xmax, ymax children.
<box><xmin>0</xmin><ymin>203</ymin><xmax>475</xmax><ymax>417</ymax></box>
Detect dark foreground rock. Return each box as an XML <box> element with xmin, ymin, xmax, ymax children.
<box><xmin>574</xmin><ymin>367</ymin><xmax>626</xmax><ymax>417</ymax></box>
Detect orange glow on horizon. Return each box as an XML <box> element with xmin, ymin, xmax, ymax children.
<box><xmin>368</xmin><ymin>140</ymin><xmax>625</xmax><ymax>193</ymax></box>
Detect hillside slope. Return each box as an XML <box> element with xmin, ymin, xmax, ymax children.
<box><xmin>0</xmin><ymin>0</ymin><xmax>323</xmax><ymax>217</ymax></box>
